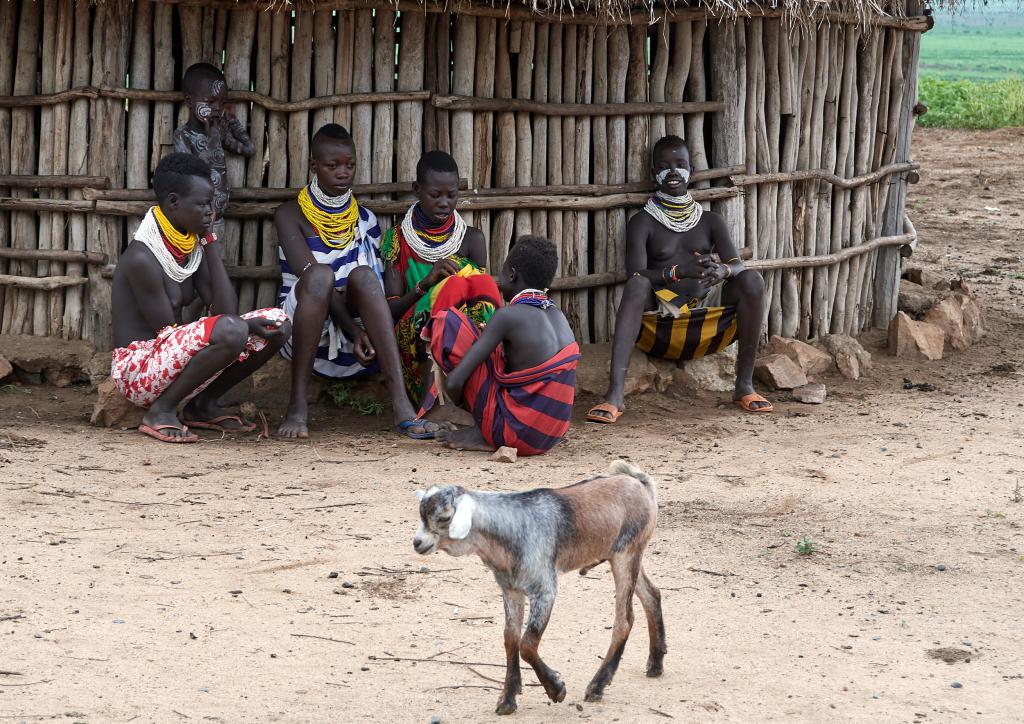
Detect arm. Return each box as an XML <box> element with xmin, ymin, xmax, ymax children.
<box><xmin>624</xmin><ymin>212</ymin><xmax>664</xmax><ymax>283</ymax></box>
<box><xmin>222</xmin><ymin>110</ymin><xmax>256</xmax><ymax>157</ymax></box>
<box><xmin>193</xmin><ymin>242</ymin><xmax>238</xmax><ymax>315</ymax></box>
<box><xmin>695</xmin><ymin>212</ymin><xmax>745</xmax><ymax>288</ymax></box>
<box><xmin>444</xmin><ymin>309</ymin><xmax>512</xmax><ymax>402</ymax></box>
<box><xmin>462</xmin><ymin>227</ymin><xmax>488</xmax><ymax>269</ymax></box>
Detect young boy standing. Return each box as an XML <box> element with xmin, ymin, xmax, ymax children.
<box><xmin>273</xmin><ymin>124</ymin><xmax>439</xmax><ymax>440</ymax></box>
<box><xmin>422</xmin><ymin>236</ymin><xmax>580</xmax><ymax>456</ymax></box>
<box><xmin>174</xmin><ymin>62</ymin><xmax>255</xmax><ymax>240</ymax></box>
<box><xmin>382</xmin><ymin>150</ymin><xmax>501</xmax><ymax>408</ymax></box>
<box><xmin>110</xmin><ymin>154</ymin><xmax>290</xmax><ymax>443</ymax></box>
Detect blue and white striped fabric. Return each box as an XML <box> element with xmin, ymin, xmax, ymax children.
<box><xmin>278</xmin><ymin>205</ymin><xmax>385</xmax><ymax>380</ymax></box>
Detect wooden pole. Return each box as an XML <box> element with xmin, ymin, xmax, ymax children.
<box><xmin>473</xmin><ymin>17</ymin><xmax>496</xmax><ymax>252</ymax></box>
<box><xmin>312</xmin><ymin>7</ymin><xmax>337</xmax><ymax>134</ymax></box>
<box><xmin>530</xmin><ymin>23</ymin><xmax>549</xmax><ymax>237</ymax></box>
<box><xmin>289</xmin><ymin>12</ymin><xmax>314</xmax><ymax>189</ymax></box>
<box><xmin>684</xmin><ymin>21</ymin><xmax>709</xmax><ymax>186</ymax></box>
<box><xmin>514</xmin><ymin>21</ymin><xmax>536</xmax><ymax>238</ymax></box>
<box><xmin>665</xmin><ymin>20</ymin><xmax>692</xmax><ymax>140</ymax></box>
<box><xmin>396</xmin><ymin>9</ymin><xmax>425</xmax><ymax>184</ymax></box>
<box><xmin>351</xmin><ymin>9</ymin><xmax>374</xmax><ymax>185</ymax></box>
<box><xmin>591</xmin><ymin>25</ymin><xmax>609</xmax><ymax>341</ymax></box>
<box><xmin>451</xmin><ymin>15</ymin><xmax>477</xmax><ymax>227</ymax></box>
<box><xmin>572</xmin><ymin>25</ymin><xmax>594</xmax><ymax>342</ymax></box>
<box><xmin>335</xmin><ymin>9</ymin><xmax>355</xmax><ymax>130</ymax></box>
<box><xmin>709</xmin><ymin>20</ymin><xmax>744</xmax><ymax>249</ymax></box>
<box><xmin>32</xmin><ymin>0</ymin><xmax>60</xmax><ymax>336</ymax></box>
<box><xmin>546</xmin><ymin>24</ymin><xmax>564</xmax><ymax>266</ymax></box>
<box><xmin>259</xmin><ymin>11</ymin><xmax>289</xmax><ymax>310</ymax></box>
<box><xmin>241</xmin><ymin>10</ymin><xmax>271</xmax><ymax>313</ymax></box>
<box><xmin>649</xmin><ymin>20</ymin><xmax>669</xmax><ymax>143</ymax></box>
<box><xmin>0</xmin><ymin>0</ymin><xmax>15</xmax><ymax>321</ymax></box>
<box><xmin>606</xmin><ymin>26</ymin><xmax>628</xmax><ymax>319</ymax></box>
<box><xmin>372</xmin><ymin>7</ymin><xmax>396</xmax><ymax>216</ymax></box>
<box><xmin>490</xmin><ymin>21</ymin><xmax>514</xmax><ymax>271</ymax></box>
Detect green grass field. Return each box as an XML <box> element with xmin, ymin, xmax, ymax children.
<box><xmin>918</xmin><ymin>5</ymin><xmax>1023</xmax><ymax>128</ymax></box>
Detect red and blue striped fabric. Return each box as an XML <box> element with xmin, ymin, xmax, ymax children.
<box><xmin>420</xmin><ymin>308</ymin><xmax>580</xmax><ymax>456</ymax></box>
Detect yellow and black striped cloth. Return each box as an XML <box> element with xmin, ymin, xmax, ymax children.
<box><xmin>635</xmin><ymin>287</ymin><xmax>738</xmax><ymax>361</ymax></box>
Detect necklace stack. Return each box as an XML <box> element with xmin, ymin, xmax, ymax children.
<box><xmin>644</xmin><ymin>191</ymin><xmax>703</xmax><ymax>233</ymax></box>
<box><xmin>401</xmin><ymin>203</ymin><xmax>467</xmax><ymax>263</ymax></box>
<box><xmin>298</xmin><ymin>176</ymin><xmax>360</xmax><ymax>250</ymax></box>
<box><xmin>509</xmin><ymin>288</ymin><xmax>553</xmax><ymax>309</ymax></box>
<box><xmin>136</xmin><ymin>206</ymin><xmax>203</xmax><ymax>283</ymax></box>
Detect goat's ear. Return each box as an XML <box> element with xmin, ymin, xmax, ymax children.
<box><xmin>415</xmin><ymin>489</ymin><xmax>426</xmax><ymax>501</ymax></box>
<box><xmin>448</xmin><ymin>494</ymin><xmax>475</xmax><ymax>540</ymax></box>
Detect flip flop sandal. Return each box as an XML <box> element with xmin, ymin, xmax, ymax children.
<box><xmin>734</xmin><ymin>393</ymin><xmax>774</xmax><ymax>413</ymax></box>
<box><xmin>138</xmin><ymin>423</ymin><xmax>199</xmax><ymax>444</ymax></box>
<box><xmin>397</xmin><ymin>419</ymin><xmax>437</xmax><ymax>440</ymax></box>
<box><xmin>181</xmin><ymin>415</ymin><xmax>258</xmax><ymax>433</ymax></box>
<box><xmin>586</xmin><ymin>402</ymin><xmax>623</xmax><ymax>424</ymax></box>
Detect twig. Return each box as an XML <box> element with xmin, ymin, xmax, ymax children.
<box><xmin>427</xmin><ymin>644</ymin><xmax>468</xmax><ymax>660</ymax></box>
<box><xmin>429</xmin><ymin>684</ymin><xmax>500</xmax><ymax>691</ymax></box>
<box><xmin>0</xmin><ymin>670</ymin><xmax>23</xmax><ymax>676</ymax></box>
<box><xmin>369</xmin><ymin>655</ymin><xmax>504</xmax><ymax>668</ymax></box>
<box><xmin>649</xmin><ymin>707</ymin><xmax>675</xmax><ymax>719</ymax></box>
<box><xmin>315</xmin><ymin>458</ymin><xmax>385</xmax><ymax>464</ymax></box>
<box><xmin>290</xmin><ymin>633</ymin><xmax>355</xmax><ymax>645</ymax></box>
<box><xmin>687</xmin><ymin>567</ymin><xmax>734</xmax><ymax>578</ymax></box>
<box><xmin>466</xmin><ymin>665</ymin><xmax>541</xmax><ymax>687</ymax></box>
<box><xmin>451</xmin><ymin>615</ymin><xmax>496</xmax><ymax>621</ymax></box>
<box><xmin>159</xmin><ymin>472</ymin><xmax>209</xmax><ymax>480</ymax></box>
<box><xmin>0</xmin><ymin>614</ymin><xmax>24</xmax><ymax>622</ymax></box>
<box><xmin>0</xmin><ymin>679</ymin><xmax>52</xmax><ymax>687</ymax></box>
<box><xmin>171</xmin><ymin>710</ymin><xmax>191</xmax><ymax>719</ymax></box>
<box><xmin>298</xmin><ymin>502</ymin><xmax>365</xmax><ymax>511</ymax></box>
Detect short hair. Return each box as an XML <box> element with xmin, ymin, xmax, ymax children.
<box><xmin>182</xmin><ymin>62</ymin><xmax>225</xmax><ymax>96</ymax></box>
<box><xmin>416</xmin><ymin>150</ymin><xmax>459</xmax><ymax>184</ymax></box>
<box><xmin>311</xmin><ymin>123</ymin><xmax>354</xmax><ymax>154</ymax></box>
<box><xmin>507</xmin><ymin>235</ymin><xmax>559</xmax><ymax>290</ymax></box>
<box><xmin>651</xmin><ymin>135</ymin><xmax>688</xmax><ymax>161</ymax></box>
<box><xmin>153</xmin><ymin>153</ymin><xmax>212</xmax><ymax>203</ymax></box>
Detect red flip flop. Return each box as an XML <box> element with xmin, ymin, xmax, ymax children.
<box><xmin>181</xmin><ymin>415</ymin><xmax>257</xmax><ymax>433</ymax></box>
<box><xmin>138</xmin><ymin>423</ymin><xmax>199</xmax><ymax>443</ymax></box>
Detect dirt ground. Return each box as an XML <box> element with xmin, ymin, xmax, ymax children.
<box><xmin>2</xmin><ymin>127</ymin><xmax>1022</xmax><ymax>723</ymax></box>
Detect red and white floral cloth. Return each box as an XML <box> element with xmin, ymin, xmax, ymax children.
<box><xmin>111</xmin><ymin>308</ymin><xmax>289</xmax><ymax>408</ymax></box>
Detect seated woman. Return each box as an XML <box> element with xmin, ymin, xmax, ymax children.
<box><xmin>382</xmin><ymin>151</ymin><xmax>501</xmax><ymax>411</ymax></box>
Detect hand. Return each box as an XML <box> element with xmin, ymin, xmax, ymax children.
<box><xmin>353</xmin><ymin>331</ymin><xmax>376</xmax><ymax>366</ymax></box>
<box><xmin>423</xmin><ymin>258</ymin><xmax>460</xmax><ymax>288</ymax></box>
<box><xmin>246</xmin><ymin>316</ymin><xmax>287</xmax><ymax>340</ymax></box>
<box><xmin>695</xmin><ymin>252</ymin><xmax>728</xmax><ymax>289</ymax></box>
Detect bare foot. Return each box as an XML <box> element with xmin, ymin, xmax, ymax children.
<box><xmin>437</xmin><ymin>425</ymin><xmax>495</xmax><ymax>452</ymax></box>
<box><xmin>424</xmin><ymin>403</ymin><xmax>475</xmax><ymax>428</ymax></box>
<box><xmin>278</xmin><ymin>401</ymin><xmax>310</xmax><ymax>439</ymax></box>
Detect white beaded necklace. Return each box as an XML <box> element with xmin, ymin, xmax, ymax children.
<box><xmin>400</xmin><ymin>203</ymin><xmax>467</xmax><ymax>263</ymax></box>
<box><xmin>643</xmin><ymin>191</ymin><xmax>704</xmax><ymax>233</ymax></box>
<box><xmin>134</xmin><ymin>207</ymin><xmax>203</xmax><ymax>283</ymax></box>
<box><xmin>309</xmin><ymin>175</ymin><xmax>353</xmax><ymax>210</ymax></box>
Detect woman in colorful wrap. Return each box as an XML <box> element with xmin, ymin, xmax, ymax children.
<box><xmin>382</xmin><ymin>151</ymin><xmax>501</xmax><ymax>410</ymax></box>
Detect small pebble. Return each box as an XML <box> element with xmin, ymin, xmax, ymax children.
<box><xmin>113</xmin><ymin>619</ymin><xmax>125</xmax><ymax>624</ymax></box>
<box><xmin>936</xmin><ymin>564</ymin><xmax>947</xmax><ymax>572</ymax></box>
<box><xmin>951</xmin><ymin>682</ymin><xmax>963</xmax><ymax>689</ymax></box>
<box><xmin>430</xmin><ymin>716</ymin><xmax>442</xmax><ymax>724</ymax></box>
<box><xmin>420</xmin><ymin>565</ymin><xmax>429</xmax><ymax>573</ymax></box>
<box><xmin>360</xmin><ymin>666</ymin><xmax>370</xmax><ymax>672</ymax></box>
<box><xmin>872</xmin><ymin>636</ymin><xmax>881</xmax><ymax>641</ymax></box>
<box><xmin>963</xmin><ymin>641</ymin><xmax>972</xmax><ymax>647</ymax></box>
<box><xmin>342</xmin><ymin>581</ymin><xmax>355</xmax><ymax>589</ymax></box>
<box><xmin>328</xmin><ymin>571</ymin><xmax>339</xmax><ymax>579</ymax></box>
<box><xmin>229</xmin><ymin>590</ymin><xmax>242</xmax><ymax>595</ymax></box>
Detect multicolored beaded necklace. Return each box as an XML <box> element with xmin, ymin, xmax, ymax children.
<box><xmin>153</xmin><ymin>205</ymin><xmax>197</xmax><ymax>264</ymax></box>
<box><xmin>509</xmin><ymin>288</ymin><xmax>553</xmax><ymax>309</ymax></box>
<box><xmin>400</xmin><ymin>203</ymin><xmax>467</xmax><ymax>263</ymax></box>
<box><xmin>297</xmin><ymin>176</ymin><xmax>360</xmax><ymax>250</ymax></box>
<box><xmin>643</xmin><ymin>191</ymin><xmax>703</xmax><ymax>233</ymax></box>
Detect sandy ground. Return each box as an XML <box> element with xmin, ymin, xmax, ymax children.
<box><xmin>2</xmin><ymin>127</ymin><xmax>1023</xmax><ymax>724</ymax></box>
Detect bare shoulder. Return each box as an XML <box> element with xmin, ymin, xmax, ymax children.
<box><xmin>627</xmin><ymin>208</ymin><xmax>653</xmax><ymax>233</ymax></box>
<box><xmin>274</xmin><ymin>199</ymin><xmax>303</xmax><ymax>233</ymax></box>
<box><xmin>700</xmin><ymin>209</ymin><xmax>729</xmax><ymax>233</ymax></box>
<box><xmin>462</xmin><ymin>226</ymin><xmax>487</xmax><ymax>266</ymax></box>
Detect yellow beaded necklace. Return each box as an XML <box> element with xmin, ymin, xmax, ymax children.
<box><xmin>297</xmin><ymin>182</ymin><xmax>360</xmax><ymax>250</ymax></box>
<box><xmin>153</xmin><ymin>205</ymin><xmax>198</xmax><ymax>257</ymax></box>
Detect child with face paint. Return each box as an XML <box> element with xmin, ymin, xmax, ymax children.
<box><xmin>173</xmin><ymin>63</ymin><xmax>256</xmax><ymax>241</ymax></box>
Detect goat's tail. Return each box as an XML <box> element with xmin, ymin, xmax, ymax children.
<box><xmin>608</xmin><ymin>460</ymin><xmax>657</xmax><ymax>498</ymax></box>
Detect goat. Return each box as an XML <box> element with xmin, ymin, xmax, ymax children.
<box><xmin>412</xmin><ymin>460</ymin><xmax>665</xmax><ymax>715</ymax></box>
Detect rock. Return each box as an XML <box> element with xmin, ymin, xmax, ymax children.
<box><xmin>897</xmin><ymin>279</ymin><xmax>945</xmax><ymax>317</ymax></box>
<box><xmin>904</xmin><ymin>267</ymin><xmax>951</xmax><ymax>291</ymax></box>
<box><xmin>923</xmin><ymin>296</ymin><xmax>967</xmax><ymax>351</ymax></box>
<box><xmin>648</xmin><ymin>356</ymin><xmax>677</xmax><ymax>394</ymax></box>
<box><xmin>670</xmin><ymin>343</ymin><xmax>737</xmax><ymax>394</ymax></box>
<box><xmin>90</xmin><ymin>377</ymin><xmax>145</xmax><ymax>428</ymax></box>
<box><xmin>818</xmin><ymin>335</ymin><xmax>873</xmax><ymax>380</ymax></box>
<box><xmin>954</xmin><ymin>292</ymin><xmax>984</xmax><ymax>344</ymax></box>
<box><xmin>576</xmin><ymin>344</ymin><xmax>658</xmax><ymax>398</ymax></box>
<box><xmin>44</xmin><ymin>367</ymin><xmax>78</xmax><ymax>388</ymax></box>
<box><xmin>754</xmin><ymin>354</ymin><xmax>808</xmax><ymax>390</ymax></box>
<box><xmin>489</xmin><ymin>446</ymin><xmax>518</xmax><ymax>464</ymax></box>
<box><xmin>0</xmin><ymin>334</ymin><xmax>95</xmax><ymax>375</ymax></box>
<box><xmin>0</xmin><ymin>354</ymin><xmax>12</xmax><ymax>381</ymax></box>
<box><xmin>86</xmin><ymin>352</ymin><xmax>112</xmax><ymax>387</ymax></box>
<box><xmin>792</xmin><ymin>382</ymin><xmax>827</xmax><ymax>404</ymax></box>
<box><xmin>763</xmin><ymin>336</ymin><xmax>834</xmax><ymax>376</ymax></box>
<box><xmin>888</xmin><ymin>311</ymin><xmax>945</xmax><ymax>361</ymax></box>
<box><xmin>950</xmin><ymin>278</ymin><xmax>973</xmax><ymax>298</ymax></box>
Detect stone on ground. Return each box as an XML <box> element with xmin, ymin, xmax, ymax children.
<box><xmin>818</xmin><ymin>334</ymin><xmax>873</xmax><ymax>380</ymax></box>
<box><xmin>0</xmin><ymin>334</ymin><xmax>94</xmax><ymax>383</ymax></box>
<box><xmin>90</xmin><ymin>377</ymin><xmax>145</xmax><ymax>428</ymax></box>
<box><xmin>0</xmin><ymin>354</ymin><xmax>12</xmax><ymax>381</ymax></box>
<box><xmin>764</xmin><ymin>335</ymin><xmax>834</xmax><ymax>376</ymax></box>
<box><xmin>905</xmin><ymin>267</ymin><xmax>951</xmax><ymax>291</ymax></box>
<box><xmin>888</xmin><ymin>311</ymin><xmax>945</xmax><ymax>361</ymax></box>
<box><xmin>576</xmin><ymin>344</ymin><xmax>658</xmax><ymax>397</ymax></box>
<box><xmin>898</xmin><ymin>279</ymin><xmax>946</xmax><ymax>317</ymax></box>
<box><xmin>489</xmin><ymin>446</ymin><xmax>518</xmax><ymax>463</ymax></box>
<box><xmin>923</xmin><ymin>296</ymin><xmax>968</xmax><ymax>351</ymax></box>
<box><xmin>670</xmin><ymin>343</ymin><xmax>737</xmax><ymax>394</ymax></box>
<box><xmin>754</xmin><ymin>354</ymin><xmax>808</xmax><ymax>390</ymax></box>
<box><xmin>792</xmin><ymin>382</ymin><xmax>827</xmax><ymax>404</ymax></box>
<box><xmin>955</xmin><ymin>292</ymin><xmax>984</xmax><ymax>344</ymax></box>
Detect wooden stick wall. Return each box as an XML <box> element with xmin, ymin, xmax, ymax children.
<box><xmin>0</xmin><ymin>0</ymin><xmax>923</xmax><ymax>349</ymax></box>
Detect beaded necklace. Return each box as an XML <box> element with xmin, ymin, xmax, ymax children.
<box><xmin>153</xmin><ymin>205</ymin><xmax>197</xmax><ymax>262</ymax></box>
<box><xmin>400</xmin><ymin>203</ymin><xmax>467</xmax><ymax>263</ymax></box>
<box><xmin>297</xmin><ymin>176</ymin><xmax>360</xmax><ymax>249</ymax></box>
<box><xmin>135</xmin><ymin>207</ymin><xmax>203</xmax><ymax>283</ymax></box>
<box><xmin>509</xmin><ymin>288</ymin><xmax>553</xmax><ymax>309</ymax></box>
<box><xmin>643</xmin><ymin>191</ymin><xmax>703</xmax><ymax>233</ymax></box>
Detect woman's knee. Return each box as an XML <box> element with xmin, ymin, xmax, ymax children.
<box><xmin>622</xmin><ymin>273</ymin><xmax>652</xmax><ymax>300</ymax></box>
<box><xmin>347</xmin><ymin>265</ymin><xmax>380</xmax><ymax>289</ymax></box>
<box><xmin>735</xmin><ymin>269</ymin><xmax>765</xmax><ymax>297</ymax></box>
<box><xmin>298</xmin><ymin>263</ymin><xmax>335</xmax><ymax>300</ymax></box>
<box><xmin>211</xmin><ymin>314</ymin><xmax>249</xmax><ymax>351</ymax></box>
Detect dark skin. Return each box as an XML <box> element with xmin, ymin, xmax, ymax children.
<box><xmin>384</xmin><ymin>168</ymin><xmax>487</xmax><ymax>407</ymax></box>
<box><xmin>436</xmin><ymin>260</ymin><xmax>576</xmax><ymax>452</ymax></box>
<box><xmin>593</xmin><ymin>142</ymin><xmax>768</xmax><ymax>419</ymax></box>
<box><xmin>111</xmin><ymin>176</ymin><xmax>290</xmax><ymax>438</ymax></box>
<box><xmin>274</xmin><ymin>138</ymin><xmax>438</xmax><ymax>439</ymax></box>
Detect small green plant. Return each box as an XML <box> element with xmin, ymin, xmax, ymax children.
<box><xmin>1012</xmin><ymin>481</ymin><xmax>1022</xmax><ymax>504</ymax></box>
<box><xmin>325</xmin><ymin>381</ymin><xmax>385</xmax><ymax>416</ymax></box>
<box><xmin>794</xmin><ymin>536</ymin><xmax>816</xmax><ymax>556</ymax></box>
<box><xmin>985</xmin><ymin>509</ymin><xmax>1006</xmax><ymax>519</ymax></box>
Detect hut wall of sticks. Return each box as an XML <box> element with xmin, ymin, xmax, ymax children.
<box><xmin>0</xmin><ymin>0</ymin><xmax>932</xmax><ymax>351</ymax></box>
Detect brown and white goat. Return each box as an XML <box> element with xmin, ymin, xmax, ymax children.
<box><xmin>413</xmin><ymin>460</ymin><xmax>665</xmax><ymax>715</ymax></box>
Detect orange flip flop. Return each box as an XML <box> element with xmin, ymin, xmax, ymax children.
<box><xmin>586</xmin><ymin>402</ymin><xmax>623</xmax><ymax>424</ymax></box>
<box><xmin>138</xmin><ymin>423</ymin><xmax>199</xmax><ymax>443</ymax></box>
<box><xmin>734</xmin><ymin>393</ymin><xmax>774</xmax><ymax>413</ymax></box>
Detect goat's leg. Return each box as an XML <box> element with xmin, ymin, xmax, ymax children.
<box><xmin>634</xmin><ymin>563</ymin><xmax>667</xmax><ymax>677</ymax></box>
<box><xmin>496</xmin><ymin>589</ymin><xmax>526</xmax><ymax>715</ymax></box>
<box><xmin>584</xmin><ymin>553</ymin><xmax>640</xmax><ymax>702</ymax></box>
<box><xmin>519</xmin><ymin>582</ymin><xmax>566</xmax><ymax>704</ymax></box>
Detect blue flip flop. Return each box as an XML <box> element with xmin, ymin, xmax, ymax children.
<box><xmin>397</xmin><ymin>419</ymin><xmax>437</xmax><ymax>440</ymax></box>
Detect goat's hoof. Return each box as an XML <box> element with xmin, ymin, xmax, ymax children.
<box><xmin>495</xmin><ymin>699</ymin><xmax>517</xmax><ymax>715</ymax></box>
<box><xmin>545</xmin><ymin>679</ymin><xmax>566</xmax><ymax>703</ymax></box>
<box><xmin>584</xmin><ymin>688</ymin><xmax>603</xmax><ymax>703</ymax></box>
<box><xmin>646</xmin><ymin>661</ymin><xmax>664</xmax><ymax>678</ymax></box>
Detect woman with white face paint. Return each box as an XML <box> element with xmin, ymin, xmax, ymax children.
<box><xmin>586</xmin><ymin>135</ymin><xmax>772</xmax><ymax>425</ymax></box>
